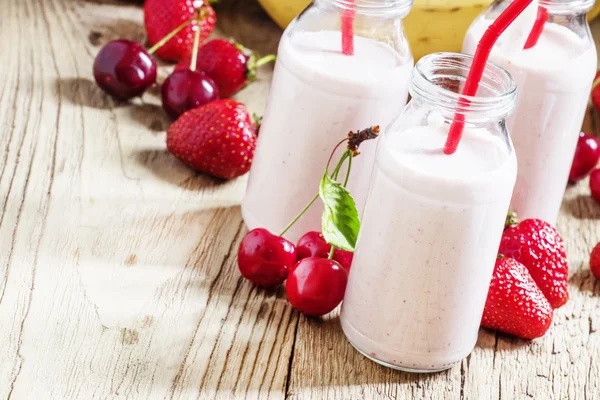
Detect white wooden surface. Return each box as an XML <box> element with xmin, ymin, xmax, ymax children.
<box><xmin>0</xmin><ymin>0</ymin><xmax>599</xmax><ymax>399</ymax></box>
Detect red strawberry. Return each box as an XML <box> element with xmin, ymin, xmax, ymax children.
<box><xmin>166</xmin><ymin>99</ymin><xmax>257</xmax><ymax>179</ymax></box>
<box><xmin>591</xmin><ymin>242</ymin><xmax>600</xmax><ymax>279</ymax></box>
<box><xmin>482</xmin><ymin>257</ymin><xmax>553</xmax><ymax>340</ymax></box>
<box><xmin>499</xmin><ymin>219</ymin><xmax>569</xmax><ymax>309</ymax></box>
<box><xmin>144</xmin><ymin>0</ymin><xmax>216</xmax><ymax>62</ymax></box>
<box><xmin>176</xmin><ymin>39</ymin><xmax>276</xmax><ymax>98</ymax></box>
<box><xmin>591</xmin><ymin>71</ymin><xmax>600</xmax><ymax>112</ymax></box>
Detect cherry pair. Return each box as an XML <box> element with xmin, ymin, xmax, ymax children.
<box><xmin>237</xmin><ymin>229</ymin><xmax>352</xmax><ymax>317</ymax></box>
<box><xmin>93</xmin><ymin>39</ymin><xmax>218</xmax><ymax>120</ymax></box>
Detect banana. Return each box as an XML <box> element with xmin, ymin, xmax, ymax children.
<box><xmin>257</xmin><ymin>0</ymin><xmax>600</xmax><ymax>61</ymax></box>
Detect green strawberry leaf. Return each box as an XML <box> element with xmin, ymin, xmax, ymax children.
<box><xmin>319</xmin><ymin>173</ymin><xmax>360</xmax><ymax>252</ymax></box>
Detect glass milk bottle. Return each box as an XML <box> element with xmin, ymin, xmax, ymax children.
<box><xmin>242</xmin><ymin>0</ymin><xmax>414</xmax><ymax>242</ymax></box>
<box><xmin>341</xmin><ymin>53</ymin><xmax>518</xmax><ymax>372</ymax></box>
<box><xmin>463</xmin><ymin>0</ymin><xmax>597</xmax><ymax>224</ymax></box>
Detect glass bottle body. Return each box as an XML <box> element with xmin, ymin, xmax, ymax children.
<box><xmin>341</xmin><ymin>53</ymin><xmax>518</xmax><ymax>372</ymax></box>
<box><xmin>463</xmin><ymin>0</ymin><xmax>597</xmax><ymax>224</ymax></box>
<box><xmin>242</xmin><ymin>0</ymin><xmax>414</xmax><ymax>242</ymax></box>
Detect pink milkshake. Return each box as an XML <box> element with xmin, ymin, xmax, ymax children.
<box><xmin>242</xmin><ymin>0</ymin><xmax>414</xmax><ymax>242</ymax></box>
<box><xmin>341</xmin><ymin>53</ymin><xmax>518</xmax><ymax>372</ymax></box>
<box><xmin>463</xmin><ymin>0</ymin><xmax>597</xmax><ymax>223</ymax></box>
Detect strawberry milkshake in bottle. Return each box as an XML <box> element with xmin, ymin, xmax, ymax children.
<box><xmin>463</xmin><ymin>0</ymin><xmax>597</xmax><ymax>224</ymax></box>
<box><xmin>242</xmin><ymin>0</ymin><xmax>414</xmax><ymax>242</ymax></box>
<box><xmin>341</xmin><ymin>53</ymin><xmax>518</xmax><ymax>372</ymax></box>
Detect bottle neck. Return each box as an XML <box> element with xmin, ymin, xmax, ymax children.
<box><xmin>539</xmin><ymin>0</ymin><xmax>595</xmax><ymax>15</ymax></box>
<box><xmin>316</xmin><ymin>0</ymin><xmax>413</xmax><ymax>17</ymax></box>
<box><xmin>410</xmin><ymin>53</ymin><xmax>517</xmax><ymax>123</ymax></box>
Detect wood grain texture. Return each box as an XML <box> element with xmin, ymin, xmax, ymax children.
<box><xmin>1</xmin><ymin>0</ymin><xmax>600</xmax><ymax>398</ymax></box>
<box><xmin>0</xmin><ymin>0</ymin><xmax>293</xmax><ymax>398</ymax></box>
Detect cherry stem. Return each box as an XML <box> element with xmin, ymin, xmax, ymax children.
<box><xmin>278</xmin><ymin>148</ymin><xmax>351</xmax><ymax>237</ymax></box>
<box><xmin>279</xmin><ymin>194</ymin><xmax>319</xmax><ymax>237</ymax></box>
<box><xmin>328</xmin><ymin>246</ymin><xmax>335</xmax><ymax>260</ymax></box>
<box><xmin>190</xmin><ymin>21</ymin><xmax>202</xmax><ymax>72</ymax></box>
<box><xmin>148</xmin><ymin>17</ymin><xmax>195</xmax><ymax>55</ymax></box>
<box><xmin>326</xmin><ymin>139</ymin><xmax>349</xmax><ymax>175</ymax></box>
<box><xmin>255</xmin><ymin>54</ymin><xmax>277</xmax><ymax>68</ymax></box>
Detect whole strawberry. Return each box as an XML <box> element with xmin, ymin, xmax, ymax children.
<box><xmin>499</xmin><ymin>219</ymin><xmax>569</xmax><ymax>309</ymax></box>
<box><xmin>144</xmin><ymin>0</ymin><xmax>216</xmax><ymax>62</ymax></box>
<box><xmin>176</xmin><ymin>39</ymin><xmax>276</xmax><ymax>98</ymax></box>
<box><xmin>167</xmin><ymin>99</ymin><xmax>257</xmax><ymax>179</ymax></box>
<box><xmin>591</xmin><ymin>242</ymin><xmax>600</xmax><ymax>279</ymax></box>
<box><xmin>482</xmin><ymin>257</ymin><xmax>553</xmax><ymax>340</ymax></box>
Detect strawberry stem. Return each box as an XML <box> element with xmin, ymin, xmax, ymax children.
<box><xmin>190</xmin><ymin>22</ymin><xmax>202</xmax><ymax>72</ymax></box>
<box><xmin>255</xmin><ymin>54</ymin><xmax>276</xmax><ymax>68</ymax></box>
<box><xmin>148</xmin><ymin>17</ymin><xmax>195</xmax><ymax>55</ymax></box>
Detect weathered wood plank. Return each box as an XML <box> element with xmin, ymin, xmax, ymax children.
<box><xmin>0</xmin><ymin>0</ymin><xmax>293</xmax><ymax>398</ymax></box>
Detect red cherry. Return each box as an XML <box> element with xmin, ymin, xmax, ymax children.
<box><xmin>296</xmin><ymin>231</ymin><xmax>354</xmax><ymax>271</ymax></box>
<box><xmin>93</xmin><ymin>39</ymin><xmax>157</xmax><ymax>100</ymax></box>
<box><xmin>237</xmin><ymin>228</ymin><xmax>296</xmax><ymax>287</ymax></box>
<box><xmin>591</xmin><ymin>71</ymin><xmax>600</xmax><ymax>112</ymax></box>
<box><xmin>590</xmin><ymin>168</ymin><xmax>600</xmax><ymax>204</ymax></box>
<box><xmin>569</xmin><ymin>132</ymin><xmax>600</xmax><ymax>183</ymax></box>
<box><xmin>590</xmin><ymin>242</ymin><xmax>600</xmax><ymax>279</ymax></box>
<box><xmin>297</xmin><ymin>231</ymin><xmax>330</xmax><ymax>259</ymax></box>
<box><xmin>286</xmin><ymin>257</ymin><xmax>348</xmax><ymax>317</ymax></box>
<box><xmin>161</xmin><ymin>69</ymin><xmax>220</xmax><ymax>119</ymax></box>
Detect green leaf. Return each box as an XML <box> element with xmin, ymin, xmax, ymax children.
<box><xmin>319</xmin><ymin>173</ymin><xmax>360</xmax><ymax>252</ymax></box>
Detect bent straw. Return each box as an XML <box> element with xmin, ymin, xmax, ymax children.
<box><xmin>524</xmin><ymin>6</ymin><xmax>549</xmax><ymax>49</ymax></box>
<box><xmin>444</xmin><ymin>0</ymin><xmax>534</xmax><ymax>155</ymax></box>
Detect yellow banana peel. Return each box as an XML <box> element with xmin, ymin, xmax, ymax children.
<box><xmin>258</xmin><ymin>0</ymin><xmax>600</xmax><ymax>61</ymax></box>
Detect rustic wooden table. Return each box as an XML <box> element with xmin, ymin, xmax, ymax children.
<box><xmin>1</xmin><ymin>0</ymin><xmax>600</xmax><ymax>398</ymax></box>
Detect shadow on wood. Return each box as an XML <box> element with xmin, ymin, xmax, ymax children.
<box><xmin>133</xmin><ymin>148</ymin><xmax>230</xmax><ymax>190</ymax></box>
<box><xmin>129</xmin><ymin>103</ymin><xmax>171</xmax><ymax>132</ymax></box>
<box><xmin>86</xmin><ymin>16</ymin><xmax>147</xmax><ymax>48</ymax></box>
<box><xmin>563</xmin><ymin>193</ymin><xmax>600</xmax><ymax>220</ymax></box>
<box><xmin>59</xmin><ymin>77</ymin><xmax>127</xmax><ymax>110</ymax></box>
<box><xmin>569</xmin><ymin>267</ymin><xmax>600</xmax><ymax>296</ymax></box>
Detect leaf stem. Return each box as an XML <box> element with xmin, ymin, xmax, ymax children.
<box><xmin>343</xmin><ymin>153</ymin><xmax>352</xmax><ymax>188</ymax></box>
<box><xmin>148</xmin><ymin>17</ymin><xmax>195</xmax><ymax>55</ymax></box>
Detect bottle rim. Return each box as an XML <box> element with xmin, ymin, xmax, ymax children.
<box><xmin>323</xmin><ymin>0</ymin><xmax>414</xmax><ymax>16</ymax></box>
<box><xmin>410</xmin><ymin>52</ymin><xmax>517</xmax><ymax>120</ymax></box>
<box><xmin>539</xmin><ymin>0</ymin><xmax>595</xmax><ymax>14</ymax></box>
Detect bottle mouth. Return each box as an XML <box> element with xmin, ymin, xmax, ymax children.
<box><xmin>539</xmin><ymin>0</ymin><xmax>595</xmax><ymax>14</ymax></box>
<box><xmin>410</xmin><ymin>52</ymin><xmax>517</xmax><ymax>121</ymax></box>
<box><xmin>327</xmin><ymin>0</ymin><xmax>414</xmax><ymax>17</ymax></box>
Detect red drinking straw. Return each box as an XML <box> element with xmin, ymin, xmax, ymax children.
<box><xmin>443</xmin><ymin>0</ymin><xmax>534</xmax><ymax>155</ymax></box>
<box><xmin>341</xmin><ymin>2</ymin><xmax>355</xmax><ymax>55</ymax></box>
<box><xmin>524</xmin><ymin>6</ymin><xmax>548</xmax><ymax>49</ymax></box>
